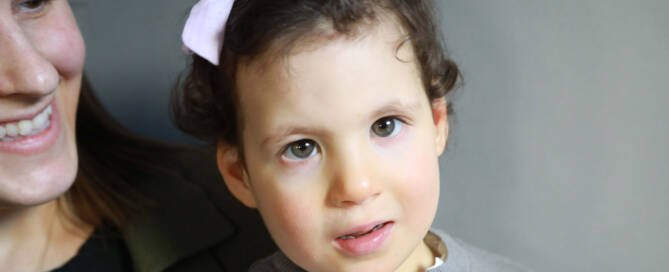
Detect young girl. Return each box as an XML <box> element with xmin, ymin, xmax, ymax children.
<box><xmin>175</xmin><ymin>0</ymin><xmax>527</xmax><ymax>271</ymax></box>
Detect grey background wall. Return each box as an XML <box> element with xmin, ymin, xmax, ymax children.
<box><xmin>72</xmin><ymin>1</ymin><xmax>668</xmax><ymax>271</ymax></box>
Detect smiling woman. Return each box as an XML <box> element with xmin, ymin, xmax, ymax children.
<box><xmin>0</xmin><ymin>0</ymin><xmax>83</xmax><ymax>206</ymax></box>
<box><xmin>0</xmin><ymin>0</ymin><xmax>274</xmax><ymax>271</ymax></box>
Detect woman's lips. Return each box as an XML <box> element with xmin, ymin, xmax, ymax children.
<box><xmin>333</xmin><ymin>221</ymin><xmax>394</xmax><ymax>256</ymax></box>
<box><xmin>0</xmin><ymin>101</ymin><xmax>60</xmax><ymax>155</ymax></box>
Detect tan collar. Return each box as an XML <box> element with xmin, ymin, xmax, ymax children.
<box><xmin>425</xmin><ymin>231</ymin><xmax>448</xmax><ymax>261</ymax></box>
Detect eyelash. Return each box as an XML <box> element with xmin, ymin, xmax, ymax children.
<box><xmin>278</xmin><ymin>116</ymin><xmax>409</xmax><ymax>162</ymax></box>
<box><xmin>281</xmin><ymin>139</ymin><xmax>320</xmax><ymax>162</ymax></box>
<box><xmin>14</xmin><ymin>0</ymin><xmax>53</xmax><ymax>14</ymax></box>
<box><xmin>371</xmin><ymin>116</ymin><xmax>407</xmax><ymax>138</ymax></box>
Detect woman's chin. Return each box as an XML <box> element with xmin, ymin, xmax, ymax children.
<box><xmin>0</xmin><ymin>150</ymin><xmax>78</xmax><ymax>208</ymax></box>
<box><xmin>0</xmin><ymin>103</ymin><xmax>80</xmax><ymax>208</ymax></box>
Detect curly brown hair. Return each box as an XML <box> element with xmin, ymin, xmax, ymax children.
<box><xmin>172</xmin><ymin>0</ymin><xmax>460</xmax><ymax>148</ymax></box>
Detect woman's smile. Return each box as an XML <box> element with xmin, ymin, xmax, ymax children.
<box><xmin>0</xmin><ymin>100</ymin><xmax>60</xmax><ymax>154</ymax></box>
<box><xmin>0</xmin><ymin>0</ymin><xmax>83</xmax><ymax>205</ymax></box>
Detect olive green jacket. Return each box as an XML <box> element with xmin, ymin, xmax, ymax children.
<box><xmin>121</xmin><ymin>149</ymin><xmax>276</xmax><ymax>272</ymax></box>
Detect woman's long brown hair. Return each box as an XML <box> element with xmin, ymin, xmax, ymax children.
<box><xmin>60</xmin><ymin>76</ymin><xmax>185</xmax><ymax>228</ymax></box>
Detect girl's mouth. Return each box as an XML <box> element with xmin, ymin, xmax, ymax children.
<box><xmin>334</xmin><ymin>221</ymin><xmax>394</xmax><ymax>256</ymax></box>
<box><xmin>338</xmin><ymin>221</ymin><xmax>390</xmax><ymax>240</ymax></box>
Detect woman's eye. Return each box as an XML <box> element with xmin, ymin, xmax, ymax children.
<box><xmin>282</xmin><ymin>139</ymin><xmax>318</xmax><ymax>160</ymax></box>
<box><xmin>371</xmin><ymin>117</ymin><xmax>403</xmax><ymax>137</ymax></box>
<box><xmin>16</xmin><ymin>0</ymin><xmax>50</xmax><ymax>12</ymax></box>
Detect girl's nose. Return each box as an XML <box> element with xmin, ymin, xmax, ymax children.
<box><xmin>327</xmin><ymin>151</ymin><xmax>383</xmax><ymax>208</ymax></box>
<box><xmin>0</xmin><ymin>19</ymin><xmax>59</xmax><ymax>97</ymax></box>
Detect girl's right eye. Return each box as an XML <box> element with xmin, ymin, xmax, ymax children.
<box><xmin>282</xmin><ymin>139</ymin><xmax>318</xmax><ymax>160</ymax></box>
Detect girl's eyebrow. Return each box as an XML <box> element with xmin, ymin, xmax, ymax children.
<box><xmin>260</xmin><ymin>99</ymin><xmax>422</xmax><ymax>148</ymax></box>
<box><xmin>261</xmin><ymin>126</ymin><xmax>327</xmax><ymax>149</ymax></box>
<box><xmin>369</xmin><ymin>99</ymin><xmax>422</xmax><ymax>119</ymax></box>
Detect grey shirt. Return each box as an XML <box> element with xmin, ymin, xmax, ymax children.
<box><xmin>425</xmin><ymin>229</ymin><xmax>529</xmax><ymax>272</ymax></box>
<box><xmin>249</xmin><ymin>229</ymin><xmax>529</xmax><ymax>272</ymax></box>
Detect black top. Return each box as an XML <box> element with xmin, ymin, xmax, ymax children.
<box><xmin>51</xmin><ymin>227</ymin><xmax>133</xmax><ymax>272</ymax></box>
<box><xmin>44</xmin><ymin>148</ymin><xmax>276</xmax><ymax>272</ymax></box>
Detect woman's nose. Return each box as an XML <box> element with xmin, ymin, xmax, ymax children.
<box><xmin>327</xmin><ymin>149</ymin><xmax>383</xmax><ymax>208</ymax></box>
<box><xmin>0</xmin><ymin>18</ymin><xmax>59</xmax><ymax>97</ymax></box>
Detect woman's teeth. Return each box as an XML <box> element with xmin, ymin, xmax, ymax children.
<box><xmin>0</xmin><ymin>106</ymin><xmax>52</xmax><ymax>141</ymax></box>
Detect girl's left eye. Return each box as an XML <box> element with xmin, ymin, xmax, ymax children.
<box><xmin>371</xmin><ymin>117</ymin><xmax>403</xmax><ymax>138</ymax></box>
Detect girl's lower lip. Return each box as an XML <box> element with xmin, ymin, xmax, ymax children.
<box><xmin>0</xmin><ymin>102</ymin><xmax>60</xmax><ymax>155</ymax></box>
<box><xmin>333</xmin><ymin>222</ymin><xmax>394</xmax><ymax>256</ymax></box>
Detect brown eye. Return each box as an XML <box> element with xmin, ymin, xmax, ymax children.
<box><xmin>16</xmin><ymin>0</ymin><xmax>50</xmax><ymax>13</ymax></box>
<box><xmin>372</xmin><ymin>117</ymin><xmax>402</xmax><ymax>137</ymax></box>
<box><xmin>21</xmin><ymin>0</ymin><xmax>43</xmax><ymax>9</ymax></box>
<box><xmin>283</xmin><ymin>139</ymin><xmax>318</xmax><ymax>160</ymax></box>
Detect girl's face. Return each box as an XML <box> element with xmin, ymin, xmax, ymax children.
<box><xmin>0</xmin><ymin>0</ymin><xmax>84</xmax><ymax>207</ymax></box>
<box><xmin>222</xmin><ymin>20</ymin><xmax>448</xmax><ymax>271</ymax></box>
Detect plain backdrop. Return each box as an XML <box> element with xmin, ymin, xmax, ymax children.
<box><xmin>72</xmin><ymin>1</ymin><xmax>668</xmax><ymax>271</ymax></box>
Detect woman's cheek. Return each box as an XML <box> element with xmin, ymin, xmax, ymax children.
<box><xmin>46</xmin><ymin>22</ymin><xmax>84</xmax><ymax>131</ymax></box>
<box><xmin>48</xmin><ymin>27</ymin><xmax>85</xmax><ymax>77</ymax></box>
<box><xmin>36</xmin><ymin>6</ymin><xmax>85</xmax><ymax>77</ymax></box>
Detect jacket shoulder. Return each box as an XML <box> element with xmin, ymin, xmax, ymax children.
<box><xmin>124</xmin><ymin>147</ymin><xmax>276</xmax><ymax>272</ymax></box>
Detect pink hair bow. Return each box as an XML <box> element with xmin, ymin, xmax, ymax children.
<box><xmin>182</xmin><ymin>0</ymin><xmax>235</xmax><ymax>66</ymax></box>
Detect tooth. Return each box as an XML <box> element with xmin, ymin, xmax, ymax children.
<box><xmin>33</xmin><ymin>111</ymin><xmax>47</xmax><ymax>130</ymax></box>
<box><xmin>46</xmin><ymin>105</ymin><xmax>52</xmax><ymax>115</ymax></box>
<box><xmin>0</xmin><ymin>126</ymin><xmax>5</xmax><ymax>138</ymax></box>
<box><xmin>6</xmin><ymin>123</ymin><xmax>18</xmax><ymax>137</ymax></box>
<box><xmin>18</xmin><ymin>120</ymin><xmax>33</xmax><ymax>136</ymax></box>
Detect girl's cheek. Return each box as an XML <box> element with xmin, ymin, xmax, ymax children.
<box><xmin>372</xmin><ymin>123</ymin><xmax>410</xmax><ymax>150</ymax></box>
<box><xmin>397</xmin><ymin>151</ymin><xmax>441</xmax><ymax>219</ymax></box>
<box><xmin>256</xmin><ymin>181</ymin><xmax>321</xmax><ymax>258</ymax></box>
<box><xmin>387</xmin><ymin>129</ymin><xmax>441</xmax><ymax>198</ymax></box>
<box><xmin>279</xmin><ymin>153</ymin><xmax>322</xmax><ymax>172</ymax></box>
<box><xmin>274</xmin><ymin>193</ymin><xmax>314</xmax><ymax>236</ymax></box>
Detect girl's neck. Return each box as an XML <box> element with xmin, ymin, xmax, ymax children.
<box><xmin>0</xmin><ymin>199</ymin><xmax>93</xmax><ymax>271</ymax></box>
<box><xmin>395</xmin><ymin>240</ymin><xmax>438</xmax><ymax>272</ymax></box>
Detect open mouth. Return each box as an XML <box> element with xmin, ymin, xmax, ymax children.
<box><xmin>338</xmin><ymin>221</ymin><xmax>391</xmax><ymax>240</ymax></box>
<box><xmin>334</xmin><ymin>221</ymin><xmax>394</xmax><ymax>256</ymax></box>
<box><xmin>0</xmin><ymin>105</ymin><xmax>53</xmax><ymax>142</ymax></box>
<box><xmin>0</xmin><ymin>101</ymin><xmax>60</xmax><ymax>155</ymax></box>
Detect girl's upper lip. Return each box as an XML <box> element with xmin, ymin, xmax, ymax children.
<box><xmin>0</xmin><ymin>100</ymin><xmax>54</xmax><ymax>124</ymax></box>
<box><xmin>336</xmin><ymin>220</ymin><xmax>393</xmax><ymax>238</ymax></box>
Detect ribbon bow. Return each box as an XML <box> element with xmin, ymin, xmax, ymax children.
<box><xmin>181</xmin><ymin>0</ymin><xmax>235</xmax><ymax>66</ymax></box>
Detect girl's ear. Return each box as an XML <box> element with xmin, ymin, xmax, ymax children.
<box><xmin>431</xmin><ymin>97</ymin><xmax>449</xmax><ymax>156</ymax></box>
<box><xmin>216</xmin><ymin>142</ymin><xmax>257</xmax><ymax>208</ymax></box>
